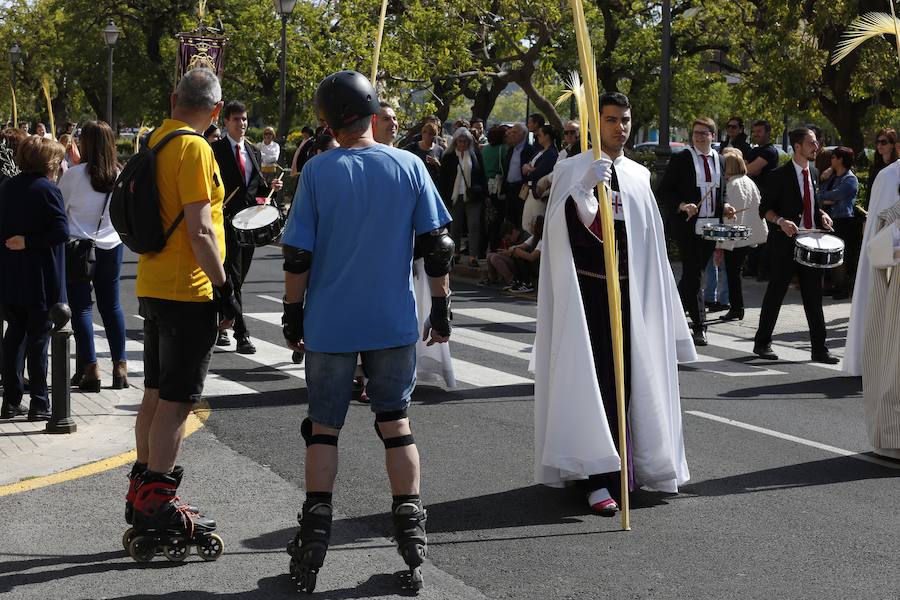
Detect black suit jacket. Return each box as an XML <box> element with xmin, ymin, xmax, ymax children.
<box><xmin>501</xmin><ymin>141</ymin><xmax>536</xmax><ymax>184</ymax></box>
<box><xmin>0</xmin><ymin>174</ymin><xmax>68</xmax><ymax>310</ymax></box>
<box><xmin>759</xmin><ymin>161</ymin><xmax>823</xmax><ymax>251</ymax></box>
<box><xmin>658</xmin><ymin>148</ymin><xmax>726</xmax><ymax>239</ymax></box>
<box><xmin>212</xmin><ymin>137</ymin><xmax>272</xmax><ymax>219</ymax></box>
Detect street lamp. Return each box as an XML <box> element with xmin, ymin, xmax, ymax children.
<box><xmin>273</xmin><ymin>0</ymin><xmax>298</xmax><ymax>157</ymax></box>
<box><xmin>9</xmin><ymin>42</ymin><xmax>21</xmax><ymax>91</ymax></box>
<box><xmin>102</xmin><ymin>20</ymin><xmax>120</xmax><ymax>127</ymax></box>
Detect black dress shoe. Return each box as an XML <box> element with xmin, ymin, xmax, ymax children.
<box><xmin>692</xmin><ymin>328</ymin><xmax>708</xmax><ymax>346</ymax></box>
<box><xmin>753</xmin><ymin>344</ymin><xmax>779</xmax><ymax>360</ymax></box>
<box><xmin>811</xmin><ymin>351</ymin><xmax>840</xmax><ymax>365</ymax></box>
<box><xmin>27</xmin><ymin>408</ymin><xmax>51</xmax><ymax>422</ymax></box>
<box><xmin>707</xmin><ymin>302</ymin><xmax>729</xmax><ymax>313</ymax></box>
<box><xmin>215</xmin><ymin>331</ymin><xmax>231</xmax><ymax>347</ymax></box>
<box><xmin>721</xmin><ymin>308</ymin><xmax>745</xmax><ymax>321</ymax></box>
<box><xmin>235</xmin><ymin>336</ymin><xmax>256</xmax><ymax>355</ymax></box>
<box><xmin>1</xmin><ymin>402</ymin><xmax>27</xmax><ymax>419</ymax></box>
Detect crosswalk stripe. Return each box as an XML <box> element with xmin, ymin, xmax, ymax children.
<box><xmin>452</xmin><ymin>327</ymin><xmax>533</xmax><ymax>360</ymax></box>
<box><xmin>450</xmin><ymin>358</ymin><xmax>532</xmax><ymax>386</ymax></box>
<box><xmin>687</xmin><ymin>352</ymin><xmax>788</xmax><ymax>377</ymax></box>
<box><xmin>705</xmin><ymin>331</ymin><xmax>844</xmax><ymax>372</ymax></box>
<box><xmin>453</xmin><ymin>307</ymin><xmax>536</xmax><ymax>324</ymax></box>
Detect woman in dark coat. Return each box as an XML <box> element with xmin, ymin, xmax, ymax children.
<box><xmin>0</xmin><ymin>135</ymin><xmax>68</xmax><ymax>421</ymax></box>
<box><xmin>439</xmin><ymin>127</ymin><xmax>488</xmax><ymax>266</ymax></box>
<box><xmin>521</xmin><ymin>124</ymin><xmax>559</xmax><ymax>234</ymax></box>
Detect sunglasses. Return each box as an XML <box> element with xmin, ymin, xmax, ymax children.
<box><xmin>876</xmin><ymin>139</ymin><xmax>890</xmax><ymax>145</ymax></box>
<box><xmin>564</xmin><ymin>130</ymin><xmax>578</xmax><ymax>135</ymax></box>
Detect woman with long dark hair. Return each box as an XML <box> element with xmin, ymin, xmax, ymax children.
<box><xmin>866</xmin><ymin>128</ymin><xmax>897</xmax><ymax>208</ymax></box>
<box><xmin>57</xmin><ymin>120</ymin><xmax>127</xmax><ymax>391</ymax></box>
<box><xmin>0</xmin><ymin>136</ymin><xmax>68</xmax><ymax>420</ymax></box>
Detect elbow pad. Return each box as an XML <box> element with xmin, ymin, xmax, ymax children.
<box><xmin>283</xmin><ymin>245</ymin><xmax>313</xmax><ymax>274</ymax></box>
<box><xmin>415</xmin><ymin>227</ymin><xmax>455</xmax><ymax>277</ymax></box>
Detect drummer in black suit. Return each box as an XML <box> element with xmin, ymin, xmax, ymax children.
<box><xmin>659</xmin><ymin>117</ymin><xmax>734</xmax><ymax>346</ymax></box>
<box><xmin>212</xmin><ymin>100</ymin><xmax>283</xmax><ymax>354</ymax></box>
<box><xmin>753</xmin><ymin>127</ymin><xmax>837</xmax><ymax>364</ymax></box>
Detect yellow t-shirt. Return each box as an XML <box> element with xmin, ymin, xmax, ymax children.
<box><xmin>136</xmin><ymin>119</ymin><xmax>226</xmax><ymax>302</ymax></box>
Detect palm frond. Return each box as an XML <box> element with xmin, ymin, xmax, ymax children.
<box><xmin>832</xmin><ymin>11</ymin><xmax>900</xmax><ymax>65</ymax></box>
<box><xmin>40</xmin><ymin>76</ymin><xmax>55</xmax><ymax>139</ymax></box>
<box><xmin>555</xmin><ymin>71</ymin><xmax>589</xmax><ymax>151</ymax></box>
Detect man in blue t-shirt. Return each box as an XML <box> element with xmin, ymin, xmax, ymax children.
<box><xmin>280</xmin><ymin>70</ymin><xmax>453</xmax><ymax>594</ymax></box>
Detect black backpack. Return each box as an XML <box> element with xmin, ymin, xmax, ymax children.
<box><xmin>110</xmin><ymin>129</ymin><xmax>204</xmax><ymax>254</ymax></box>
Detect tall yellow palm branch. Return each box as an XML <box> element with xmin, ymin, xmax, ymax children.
<box><xmin>831</xmin><ymin>5</ymin><xmax>900</xmax><ymax>67</ymax></box>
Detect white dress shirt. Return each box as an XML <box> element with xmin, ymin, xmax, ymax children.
<box><xmin>226</xmin><ymin>133</ymin><xmax>252</xmax><ymax>186</ymax></box>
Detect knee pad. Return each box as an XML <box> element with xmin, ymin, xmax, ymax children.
<box><xmin>373</xmin><ymin>410</ymin><xmax>415</xmax><ymax>449</ymax></box>
<box><xmin>301</xmin><ymin>417</ymin><xmax>339</xmax><ymax>448</ymax></box>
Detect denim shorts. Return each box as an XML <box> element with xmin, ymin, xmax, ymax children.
<box><xmin>305</xmin><ymin>344</ymin><xmax>417</xmax><ymax>428</ymax></box>
<box><xmin>139</xmin><ymin>297</ymin><xmax>217</xmax><ymax>403</ymax></box>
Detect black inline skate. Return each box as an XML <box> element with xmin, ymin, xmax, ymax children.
<box><xmin>287</xmin><ymin>498</ymin><xmax>333</xmax><ymax>593</ymax></box>
<box><xmin>122</xmin><ymin>464</ymin><xmax>199</xmax><ymax>551</ymax></box>
<box><xmin>393</xmin><ymin>500</ymin><xmax>428</xmax><ymax>592</ymax></box>
<box><xmin>127</xmin><ymin>470</ymin><xmax>223</xmax><ymax>563</ymax></box>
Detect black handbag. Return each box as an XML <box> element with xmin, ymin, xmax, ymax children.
<box><xmin>65</xmin><ymin>191</ymin><xmax>111</xmax><ymax>284</ymax></box>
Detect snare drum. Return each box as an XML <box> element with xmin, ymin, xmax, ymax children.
<box><xmin>701</xmin><ymin>223</ymin><xmax>750</xmax><ymax>242</ymax></box>
<box><xmin>793</xmin><ymin>232</ymin><xmax>844</xmax><ymax>269</ymax></box>
<box><xmin>231</xmin><ymin>204</ymin><xmax>284</xmax><ymax>247</ymax></box>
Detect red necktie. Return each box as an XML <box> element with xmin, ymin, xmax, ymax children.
<box><xmin>802</xmin><ymin>168</ymin><xmax>813</xmax><ymax>229</ymax></box>
<box><xmin>235</xmin><ymin>143</ymin><xmax>247</xmax><ymax>184</ymax></box>
<box><xmin>701</xmin><ymin>155</ymin><xmax>713</xmax><ymax>214</ymax></box>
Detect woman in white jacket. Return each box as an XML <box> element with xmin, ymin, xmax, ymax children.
<box><xmin>719</xmin><ymin>149</ymin><xmax>768</xmax><ymax>321</ymax></box>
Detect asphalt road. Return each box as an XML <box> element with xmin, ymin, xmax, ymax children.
<box><xmin>0</xmin><ymin>245</ymin><xmax>897</xmax><ymax>600</ymax></box>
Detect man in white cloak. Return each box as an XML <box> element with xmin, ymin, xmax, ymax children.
<box><xmin>843</xmin><ymin>152</ymin><xmax>900</xmax><ymax>376</ymax></box>
<box><xmin>533</xmin><ymin>92</ymin><xmax>696</xmax><ymax>514</ymax></box>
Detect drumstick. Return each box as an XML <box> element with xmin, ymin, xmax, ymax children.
<box><xmin>732</xmin><ymin>207</ymin><xmax>751</xmax><ymax>215</ymax></box>
<box><xmin>265</xmin><ymin>172</ymin><xmax>285</xmax><ymax>201</ymax></box>
<box><xmin>222</xmin><ymin>187</ymin><xmax>239</xmax><ymax>207</ymax></box>
<box><xmin>797</xmin><ymin>228</ymin><xmax>832</xmax><ymax>234</ymax></box>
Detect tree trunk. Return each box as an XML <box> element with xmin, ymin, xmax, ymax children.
<box><xmin>515</xmin><ymin>75</ymin><xmax>562</xmax><ymax>131</ymax></box>
<box><xmin>470</xmin><ymin>78</ymin><xmax>509</xmax><ymax>122</ymax></box>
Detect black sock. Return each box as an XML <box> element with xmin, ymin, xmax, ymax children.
<box><xmin>392</xmin><ymin>494</ymin><xmax>421</xmax><ymax>510</ymax></box>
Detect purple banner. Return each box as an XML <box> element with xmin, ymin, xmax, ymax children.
<box><xmin>176</xmin><ymin>32</ymin><xmax>227</xmax><ymax>81</ymax></box>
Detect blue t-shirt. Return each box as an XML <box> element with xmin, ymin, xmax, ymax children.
<box><xmin>282</xmin><ymin>145</ymin><xmax>452</xmax><ymax>353</ymax></box>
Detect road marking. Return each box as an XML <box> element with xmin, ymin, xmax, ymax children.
<box><xmin>453</xmin><ymin>307</ymin><xmax>536</xmax><ymax>324</ymax></box>
<box><xmin>452</xmin><ymin>328</ymin><xmax>533</xmax><ymax>360</ymax></box>
<box><xmin>686</xmin><ymin>411</ymin><xmax>900</xmax><ymax>470</ymax></box>
<box><xmin>686</xmin><ymin>353</ymin><xmax>787</xmax><ymax>377</ymax></box>
<box><xmin>245</xmin><ymin>312</ymin><xmax>281</xmax><ymax>326</ymax></box>
<box><xmin>0</xmin><ymin>402</ymin><xmax>211</xmax><ymax>497</ymax></box>
<box><xmin>451</xmin><ymin>358</ymin><xmax>532</xmax><ymax>386</ymax></box>
<box><xmin>257</xmin><ymin>294</ymin><xmax>283</xmax><ymax>304</ymax></box>
<box><xmin>706</xmin><ymin>331</ymin><xmax>844</xmax><ymax>372</ymax></box>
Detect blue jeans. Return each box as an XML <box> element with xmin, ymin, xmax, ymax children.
<box><xmin>305</xmin><ymin>344</ymin><xmax>417</xmax><ymax>428</ymax></box>
<box><xmin>703</xmin><ymin>254</ymin><xmax>729</xmax><ymax>305</ymax></box>
<box><xmin>67</xmin><ymin>244</ymin><xmax>126</xmax><ymax>365</ymax></box>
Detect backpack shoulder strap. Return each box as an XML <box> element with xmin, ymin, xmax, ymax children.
<box><xmin>149</xmin><ymin>129</ymin><xmax>204</xmax><ymax>154</ymax></box>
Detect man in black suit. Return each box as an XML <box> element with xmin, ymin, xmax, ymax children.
<box><xmin>753</xmin><ymin>127</ymin><xmax>837</xmax><ymax>363</ymax></box>
<box><xmin>501</xmin><ymin>123</ymin><xmax>535</xmax><ymax>228</ymax></box>
<box><xmin>212</xmin><ymin>101</ymin><xmax>282</xmax><ymax>354</ymax></box>
<box><xmin>659</xmin><ymin>117</ymin><xmax>734</xmax><ymax>346</ymax></box>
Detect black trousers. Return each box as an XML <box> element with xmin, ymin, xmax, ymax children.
<box><xmin>676</xmin><ymin>234</ymin><xmax>716</xmax><ymax>330</ymax></box>
<box><xmin>223</xmin><ymin>222</ymin><xmax>255</xmax><ymax>338</ymax></box>
<box><xmin>1</xmin><ymin>304</ymin><xmax>51</xmax><ymax>411</ymax></box>
<box><xmin>830</xmin><ymin>217</ymin><xmax>862</xmax><ymax>294</ymax></box>
<box><xmin>754</xmin><ymin>239</ymin><xmax>827</xmax><ymax>353</ymax></box>
<box><xmin>577</xmin><ymin>274</ymin><xmax>632</xmax><ymax>499</ymax></box>
<box><xmin>502</xmin><ymin>182</ymin><xmax>525</xmax><ymax>229</ymax></box>
<box><xmin>723</xmin><ymin>246</ymin><xmax>750</xmax><ymax>311</ymax></box>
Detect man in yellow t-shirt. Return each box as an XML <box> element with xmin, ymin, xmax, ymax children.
<box><xmin>124</xmin><ymin>68</ymin><xmax>240</xmax><ymax>562</ymax></box>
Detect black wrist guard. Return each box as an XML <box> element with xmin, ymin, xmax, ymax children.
<box><xmin>283</xmin><ymin>300</ymin><xmax>304</xmax><ymax>344</ymax></box>
<box><xmin>213</xmin><ymin>279</ymin><xmax>239</xmax><ymax>321</ymax></box>
<box><xmin>428</xmin><ymin>296</ymin><xmax>452</xmax><ymax>337</ymax></box>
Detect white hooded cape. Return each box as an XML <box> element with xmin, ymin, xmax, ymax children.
<box><xmin>844</xmin><ymin>162</ymin><xmax>900</xmax><ymax>376</ymax></box>
<box><xmin>413</xmin><ymin>258</ymin><xmax>457</xmax><ymax>388</ymax></box>
<box><xmin>533</xmin><ymin>151</ymin><xmax>696</xmax><ymax>492</ymax></box>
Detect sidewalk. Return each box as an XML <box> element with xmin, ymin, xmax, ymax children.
<box><xmin>0</xmin><ymin>361</ymin><xmax>144</xmax><ymax>487</ymax></box>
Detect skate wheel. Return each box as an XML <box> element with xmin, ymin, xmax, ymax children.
<box><xmin>163</xmin><ymin>539</ymin><xmax>189</xmax><ymax>562</ymax></box>
<box><xmin>122</xmin><ymin>527</ymin><xmax>134</xmax><ymax>551</ymax></box>
<box><xmin>197</xmin><ymin>533</ymin><xmax>224</xmax><ymax>561</ymax></box>
<box><xmin>129</xmin><ymin>535</ymin><xmax>156</xmax><ymax>563</ymax></box>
